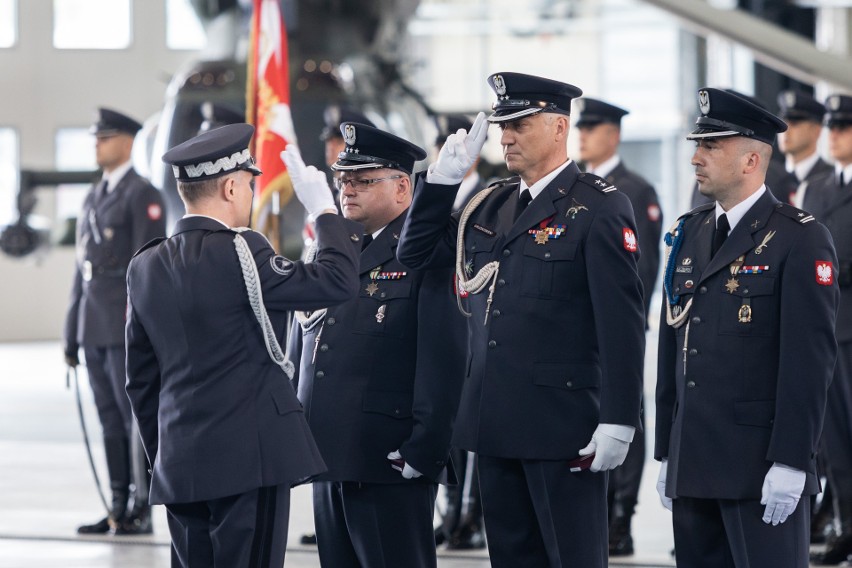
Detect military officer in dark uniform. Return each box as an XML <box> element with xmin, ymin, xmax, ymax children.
<box><xmin>806</xmin><ymin>94</ymin><xmax>852</xmax><ymax>565</ymax></box>
<box><xmin>398</xmin><ymin>72</ymin><xmax>646</xmax><ymax>568</ymax></box>
<box><xmin>777</xmin><ymin>90</ymin><xmax>832</xmax><ymax>210</ymax></box>
<box><xmin>284</xmin><ymin>123</ymin><xmax>466</xmax><ymax>568</ymax></box>
<box><xmin>63</xmin><ymin>107</ymin><xmax>165</xmax><ymax>535</ymax></box>
<box><xmin>431</xmin><ymin>113</ymin><xmax>487</xmax><ymax>551</ymax></box>
<box><xmin>655</xmin><ymin>88</ymin><xmax>839</xmax><ymax>567</ymax></box>
<box><xmin>575</xmin><ymin>96</ymin><xmax>663</xmax><ymax>556</ymax></box>
<box><xmin>125</xmin><ymin>123</ymin><xmax>362</xmax><ymax>567</ymax></box>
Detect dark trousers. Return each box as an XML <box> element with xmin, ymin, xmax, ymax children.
<box><xmin>166</xmin><ymin>484</ymin><xmax>290</xmax><ymax>568</ymax></box>
<box><xmin>438</xmin><ymin>449</ymin><xmax>483</xmax><ymax>539</ymax></box>
<box><xmin>313</xmin><ymin>480</ymin><xmax>438</xmax><ymax>568</ymax></box>
<box><xmin>85</xmin><ymin>345</ymin><xmax>133</xmax><ymax>438</ymax></box>
<box><xmin>672</xmin><ymin>496</ymin><xmax>810</xmax><ymax>567</ymax></box>
<box><xmin>477</xmin><ymin>455</ymin><xmax>608</xmax><ymax>568</ymax></box>
<box><xmin>823</xmin><ymin>342</ymin><xmax>852</xmax><ymax>533</ymax></box>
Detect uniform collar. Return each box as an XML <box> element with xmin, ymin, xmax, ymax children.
<box><xmin>785</xmin><ymin>151</ymin><xmax>820</xmax><ymax>182</ymax></box>
<box><xmin>588</xmin><ymin>154</ymin><xmax>621</xmax><ymax>179</ymax></box>
<box><xmin>715</xmin><ymin>185</ymin><xmax>766</xmax><ymax>234</ymax></box>
<box><xmin>102</xmin><ymin>160</ymin><xmax>133</xmax><ymax>193</ymax></box>
<box><xmin>835</xmin><ymin>162</ymin><xmax>852</xmax><ymax>186</ymax></box>
<box><xmin>519</xmin><ymin>159</ymin><xmax>573</xmax><ymax>200</ymax></box>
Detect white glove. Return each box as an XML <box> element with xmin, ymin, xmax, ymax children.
<box><xmin>281</xmin><ymin>146</ymin><xmax>336</xmax><ymax>220</ymax></box>
<box><xmin>387</xmin><ymin>450</ymin><xmax>422</xmax><ymax>480</ymax></box>
<box><xmin>760</xmin><ymin>462</ymin><xmax>806</xmax><ymax>525</ymax></box>
<box><xmin>426</xmin><ymin>112</ymin><xmax>489</xmax><ymax>185</ymax></box>
<box><xmin>578</xmin><ymin>423</ymin><xmax>633</xmax><ymax>472</ymax></box>
<box><xmin>657</xmin><ymin>459</ymin><xmax>673</xmax><ymax>511</ymax></box>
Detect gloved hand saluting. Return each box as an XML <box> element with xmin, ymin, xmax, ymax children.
<box><xmin>426</xmin><ymin>111</ymin><xmax>489</xmax><ymax>185</ymax></box>
<box><xmin>578</xmin><ymin>423</ymin><xmax>633</xmax><ymax>472</ymax></box>
<box><xmin>761</xmin><ymin>462</ymin><xmax>805</xmax><ymax>525</ymax></box>
<box><xmin>280</xmin><ymin>145</ymin><xmax>336</xmax><ymax>220</ymax></box>
<box><xmin>387</xmin><ymin>450</ymin><xmax>422</xmax><ymax>480</ymax></box>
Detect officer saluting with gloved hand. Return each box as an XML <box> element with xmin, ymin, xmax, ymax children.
<box><xmin>397</xmin><ymin>72</ymin><xmax>645</xmax><ymax>567</ymax></box>
<box><xmin>655</xmin><ymin>88</ymin><xmax>839</xmax><ymax>567</ymax></box>
<box><xmin>125</xmin><ymin>123</ymin><xmax>362</xmax><ymax>568</ymax></box>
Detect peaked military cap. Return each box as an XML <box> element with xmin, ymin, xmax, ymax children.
<box><xmin>687</xmin><ymin>88</ymin><xmax>787</xmax><ymax>145</ymax></box>
<box><xmin>90</xmin><ymin>107</ymin><xmax>143</xmax><ymax>137</ymax></box>
<box><xmin>320</xmin><ymin>105</ymin><xmax>376</xmax><ymax>141</ymax></box>
<box><xmin>435</xmin><ymin>114</ymin><xmax>474</xmax><ymax>146</ymax></box>
<box><xmin>574</xmin><ymin>98</ymin><xmax>629</xmax><ymax>128</ymax></box>
<box><xmin>777</xmin><ymin>90</ymin><xmax>825</xmax><ymax>123</ymax></box>
<box><xmin>825</xmin><ymin>94</ymin><xmax>852</xmax><ymax>127</ymax></box>
<box><xmin>199</xmin><ymin>102</ymin><xmax>245</xmax><ymax>133</ymax></box>
<box><xmin>163</xmin><ymin>123</ymin><xmax>262</xmax><ymax>182</ymax></box>
<box><xmin>332</xmin><ymin>123</ymin><xmax>426</xmax><ymax>174</ymax></box>
<box><xmin>486</xmin><ymin>72</ymin><xmax>583</xmax><ymax>123</ymax></box>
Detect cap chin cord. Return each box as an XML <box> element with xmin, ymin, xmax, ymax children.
<box><xmin>233</xmin><ymin>229</ymin><xmax>296</xmax><ymax>379</ymax></box>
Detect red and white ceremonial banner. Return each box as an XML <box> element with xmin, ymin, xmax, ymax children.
<box><xmin>247</xmin><ymin>0</ymin><xmax>297</xmax><ymax>245</ymax></box>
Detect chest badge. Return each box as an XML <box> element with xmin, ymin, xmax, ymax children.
<box><xmin>375</xmin><ymin>305</ymin><xmax>386</xmax><ymax>323</ymax></box>
<box><xmin>566</xmin><ymin>198</ymin><xmax>588</xmax><ymax>219</ymax></box>
<box><xmin>528</xmin><ymin>216</ymin><xmax>565</xmax><ymax>244</ymax></box>
<box><xmin>754</xmin><ymin>230</ymin><xmax>776</xmax><ymax>255</ymax></box>
<box><xmin>365</xmin><ymin>282</ymin><xmax>379</xmax><ymax>296</ymax></box>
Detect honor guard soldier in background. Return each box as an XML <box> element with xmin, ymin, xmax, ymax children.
<box><xmin>125</xmin><ymin>124</ymin><xmax>362</xmax><ymax>568</ymax></box>
<box><xmin>283</xmin><ymin>124</ymin><xmax>466</xmax><ymax>568</ymax></box>
<box><xmin>398</xmin><ymin>72</ymin><xmax>646</xmax><ymax>567</ymax></box>
<box><xmin>575</xmin><ymin>96</ymin><xmax>663</xmax><ymax>556</ymax></box>
<box><xmin>432</xmin><ymin>112</ymin><xmax>487</xmax><ymax>551</ymax></box>
<box><xmin>63</xmin><ymin>107</ymin><xmax>165</xmax><ymax>535</ymax></box>
<box><xmin>655</xmin><ymin>88</ymin><xmax>839</xmax><ymax>568</ymax></box>
<box><xmin>807</xmin><ymin>94</ymin><xmax>852</xmax><ymax>565</ymax></box>
<box><xmin>777</xmin><ymin>90</ymin><xmax>832</xmax><ymax>210</ymax></box>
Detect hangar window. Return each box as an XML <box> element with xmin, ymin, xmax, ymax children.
<box><xmin>0</xmin><ymin>129</ymin><xmax>18</xmax><ymax>226</ymax></box>
<box><xmin>167</xmin><ymin>0</ymin><xmax>206</xmax><ymax>50</ymax></box>
<box><xmin>53</xmin><ymin>0</ymin><xmax>131</xmax><ymax>49</ymax></box>
<box><xmin>55</xmin><ymin>128</ymin><xmax>96</xmax><ymax>237</ymax></box>
<box><xmin>0</xmin><ymin>0</ymin><xmax>16</xmax><ymax>48</ymax></box>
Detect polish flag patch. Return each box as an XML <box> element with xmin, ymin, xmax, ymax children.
<box><xmin>816</xmin><ymin>260</ymin><xmax>834</xmax><ymax>286</ymax></box>
<box><xmin>148</xmin><ymin>203</ymin><xmax>162</xmax><ymax>221</ymax></box>
<box><xmin>623</xmin><ymin>228</ymin><xmax>638</xmax><ymax>252</ymax></box>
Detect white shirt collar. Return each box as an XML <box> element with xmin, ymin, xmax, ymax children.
<box><xmin>182</xmin><ymin>213</ymin><xmax>229</xmax><ymax>228</ymax></box>
<box><xmin>102</xmin><ymin>160</ymin><xmax>133</xmax><ymax>193</ymax></box>
<box><xmin>785</xmin><ymin>152</ymin><xmax>820</xmax><ymax>182</ymax></box>
<box><xmin>836</xmin><ymin>163</ymin><xmax>852</xmax><ymax>186</ymax></box>
<box><xmin>520</xmin><ymin>160</ymin><xmax>573</xmax><ymax>200</ymax></box>
<box><xmin>589</xmin><ymin>155</ymin><xmax>621</xmax><ymax>179</ymax></box>
<box><xmin>715</xmin><ymin>185</ymin><xmax>766</xmax><ymax>233</ymax></box>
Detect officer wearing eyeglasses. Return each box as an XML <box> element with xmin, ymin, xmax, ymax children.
<box><xmin>398</xmin><ymin>72</ymin><xmax>645</xmax><ymax>567</ymax></box>
<box><xmin>282</xmin><ymin>123</ymin><xmax>466</xmax><ymax>568</ymax></box>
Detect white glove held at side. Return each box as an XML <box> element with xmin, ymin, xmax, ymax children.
<box><xmin>657</xmin><ymin>459</ymin><xmax>673</xmax><ymax>511</ymax></box>
<box><xmin>426</xmin><ymin>112</ymin><xmax>488</xmax><ymax>185</ymax></box>
<box><xmin>387</xmin><ymin>450</ymin><xmax>422</xmax><ymax>480</ymax></box>
<box><xmin>281</xmin><ymin>146</ymin><xmax>336</xmax><ymax>220</ymax></box>
<box><xmin>760</xmin><ymin>462</ymin><xmax>805</xmax><ymax>525</ymax></box>
<box><xmin>577</xmin><ymin>423</ymin><xmax>633</xmax><ymax>472</ymax></box>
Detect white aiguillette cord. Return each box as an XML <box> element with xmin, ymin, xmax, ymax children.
<box><xmin>455</xmin><ymin>185</ymin><xmax>500</xmax><ymax>324</ymax></box>
<box><xmin>233</xmin><ymin>228</ymin><xmax>296</xmax><ymax>379</ymax></box>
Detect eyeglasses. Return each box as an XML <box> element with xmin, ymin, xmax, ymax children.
<box><xmin>333</xmin><ymin>175</ymin><xmax>403</xmax><ymax>192</ymax></box>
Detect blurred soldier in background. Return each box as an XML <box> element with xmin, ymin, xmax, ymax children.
<box><xmin>63</xmin><ymin>108</ymin><xmax>166</xmax><ymax>535</ymax></box>
<box><xmin>575</xmin><ymin>97</ymin><xmax>663</xmax><ymax>556</ymax></box>
<box><xmin>776</xmin><ymin>90</ymin><xmax>832</xmax><ymax>211</ymax></box>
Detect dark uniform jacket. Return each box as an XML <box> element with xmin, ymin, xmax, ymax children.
<box><xmin>288</xmin><ymin>211</ymin><xmax>466</xmax><ymax>484</ymax></box>
<box><xmin>398</xmin><ymin>161</ymin><xmax>646</xmax><ymax>460</ymax></box>
<box><xmin>798</xmin><ymin>157</ymin><xmax>834</xmax><ymax>212</ymax></box>
<box><xmin>655</xmin><ymin>191</ymin><xmax>839</xmax><ymax>500</ymax></box>
<box><xmin>125</xmin><ymin>214</ymin><xmax>362</xmax><ymax>505</ymax></box>
<box><xmin>603</xmin><ymin>162</ymin><xmax>663</xmax><ymax>316</ymax></box>
<box><xmin>64</xmin><ymin>169</ymin><xmax>165</xmax><ymax>349</ymax></box>
<box><xmin>806</xmin><ymin>173</ymin><xmax>852</xmax><ymax>341</ymax></box>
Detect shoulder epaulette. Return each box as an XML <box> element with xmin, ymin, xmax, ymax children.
<box><xmin>133</xmin><ymin>236</ymin><xmax>166</xmax><ymax>258</ymax></box>
<box><xmin>577</xmin><ymin>172</ymin><xmax>617</xmax><ymax>193</ymax></box>
<box><xmin>775</xmin><ymin>202</ymin><xmax>815</xmax><ymax>224</ymax></box>
<box><xmin>677</xmin><ymin>202</ymin><xmax>714</xmax><ymax>221</ymax></box>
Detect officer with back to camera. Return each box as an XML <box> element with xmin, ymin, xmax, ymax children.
<box><xmin>283</xmin><ymin>123</ymin><xmax>466</xmax><ymax>568</ymax></box>
<box><xmin>397</xmin><ymin>72</ymin><xmax>646</xmax><ymax>567</ymax></box>
<box><xmin>64</xmin><ymin>107</ymin><xmax>165</xmax><ymax>536</ymax></box>
<box><xmin>655</xmin><ymin>88</ymin><xmax>839</xmax><ymax>567</ymax></box>
<box><xmin>776</xmin><ymin>90</ymin><xmax>832</xmax><ymax>210</ymax></box>
<box><xmin>124</xmin><ymin>123</ymin><xmax>362</xmax><ymax>567</ymax></box>
<box><xmin>575</xmin><ymin>96</ymin><xmax>663</xmax><ymax>556</ymax></box>
<box><xmin>807</xmin><ymin>94</ymin><xmax>852</xmax><ymax>566</ymax></box>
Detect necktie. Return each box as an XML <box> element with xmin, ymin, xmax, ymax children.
<box><xmin>361</xmin><ymin>234</ymin><xmax>373</xmax><ymax>251</ymax></box>
<box><xmin>712</xmin><ymin>213</ymin><xmax>729</xmax><ymax>257</ymax></box>
<box><xmin>840</xmin><ymin>171</ymin><xmax>846</xmax><ymax>187</ymax></box>
<box><xmin>95</xmin><ymin>179</ymin><xmax>108</xmax><ymax>203</ymax></box>
<box><xmin>514</xmin><ymin>189</ymin><xmax>532</xmax><ymax>222</ymax></box>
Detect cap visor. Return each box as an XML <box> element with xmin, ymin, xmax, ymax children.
<box><xmin>686</xmin><ymin>128</ymin><xmax>741</xmax><ymax>140</ymax></box>
<box><xmin>486</xmin><ymin>108</ymin><xmax>545</xmax><ymax>123</ymax></box>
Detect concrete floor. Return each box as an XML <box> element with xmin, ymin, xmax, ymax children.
<box><xmin>0</xmin><ymin>338</ymin><xmax>689</xmax><ymax>568</ymax></box>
